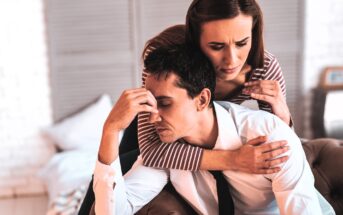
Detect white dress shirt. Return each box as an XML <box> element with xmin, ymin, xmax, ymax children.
<box><xmin>93</xmin><ymin>102</ymin><xmax>335</xmax><ymax>215</ymax></box>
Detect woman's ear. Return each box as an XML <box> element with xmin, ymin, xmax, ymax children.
<box><xmin>196</xmin><ymin>88</ymin><xmax>212</xmax><ymax>111</ymax></box>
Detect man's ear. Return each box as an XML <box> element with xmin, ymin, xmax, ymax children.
<box><xmin>196</xmin><ymin>88</ymin><xmax>211</xmax><ymax>111</ymax></box>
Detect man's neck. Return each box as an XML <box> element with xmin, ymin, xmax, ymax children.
<box><xmin>183</xmin><ymin>106</ymin><xmax>218</xmax><ymax>149</ymax></box>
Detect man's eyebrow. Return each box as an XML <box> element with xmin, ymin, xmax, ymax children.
<box><xmin>156</xmin><ymin>96</ymin><xmax>172</xmax><ymax>100</ymax></box>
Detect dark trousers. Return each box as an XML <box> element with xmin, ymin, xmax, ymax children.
<box><xmin>78</xmin><ymin>116</ymin><xmax>139</xmax><ymax>215</ymax></box>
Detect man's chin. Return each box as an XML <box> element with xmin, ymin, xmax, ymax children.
<box><xmin>159</xmin><ymin>135</ymin><xmax>176</xmax><ymax>143</ymax></box>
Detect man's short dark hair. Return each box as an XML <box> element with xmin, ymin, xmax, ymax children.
<box><xmin>144</xmin><ymin>44</ymin><xmax>216</xmax><ymax>106</ymax></box>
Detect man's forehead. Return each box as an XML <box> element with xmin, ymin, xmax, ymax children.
<box><xmin>145</xmin><ymin>73</ymin><xmax>186</xmax><ymax>97</ymax></box>
<box><xmin>145</xmin><ymin>73</ymin><xmax>177</xmax><ymax>90</ymax></box>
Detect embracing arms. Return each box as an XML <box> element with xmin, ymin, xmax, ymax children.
<box><xmin>138</xmin><ymin>111</ymin><xmax>289</xmax><ymax>173</ymax></box>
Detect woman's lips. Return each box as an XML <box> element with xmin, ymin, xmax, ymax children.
<box><xmin>221</xmin><ymin>66</ymin><xmax>240</xmax><ymax>74</ymax></box>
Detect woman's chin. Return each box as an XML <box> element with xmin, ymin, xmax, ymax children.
<box><xmin>217</xmin><ymin>72</ymin><xmax>239</xmax><ymax>81</ymax></box>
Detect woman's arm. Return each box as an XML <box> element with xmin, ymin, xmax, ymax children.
<box><xmin>138</xmin><ymin>111</ymin><xmax>289</xmax><ymax>172</ymax></box>
<box><xmin>200</xmin><ymin>136</ymin><xmax>289</xmax><ymax>173</ymax></box>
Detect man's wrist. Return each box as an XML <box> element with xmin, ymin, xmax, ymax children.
<box><xmin>98</xmin><ymin>129</ymin><xmax>120</xmax><ymax>165</ymax></box>
<box><xmin>103</xmin><ymin>122</ymin><xmax>121</xmax><ymax>134</ymax></box>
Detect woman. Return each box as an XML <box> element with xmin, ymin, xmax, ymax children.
<box><xmin>137</xmin><ymin>0</ymin><xmax>291</xmax><ymax>173</ymax></box>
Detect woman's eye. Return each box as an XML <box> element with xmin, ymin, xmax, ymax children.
<box><xmin>236</xmin><ymin>42</ymin><xmax>247</xmax><ymax>48</ymax></box>
<box><xmin>209</xmin><ymin>45</ymin><xmax>224</xmax><ymax>51</ymax></box>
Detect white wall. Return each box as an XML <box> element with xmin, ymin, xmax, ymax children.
<box><xmin>302</xmin><ymin>0</ymin><xmax>343</xmax><ymax>138</ymax></box>
<box><xmin>0</xmin><ymin>0</ymin><xmax>55</xmax><ymax>197</ymax></box>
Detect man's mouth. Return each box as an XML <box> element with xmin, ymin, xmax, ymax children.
<box><xmin>155</xmin><ymin>126</ymin><xmax>169</xmax><ymax>135</ymax></box>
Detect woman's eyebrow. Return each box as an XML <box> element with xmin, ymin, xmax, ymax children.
<box><xmin>208</xmin><ymin>41</ymin><xmax>224</xmax><ymax>45</ymax></box>
<box><xmin>236</xmin><ymin>37</ymin><xmax>250</xmax><ymax>43</ymax></box>
<box><xmin>208</xmin><ymin>36</ymin><xmax>250</xmax><ymax>45</ymax></box>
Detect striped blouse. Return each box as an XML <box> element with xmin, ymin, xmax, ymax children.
<box><xmin>137</xmin><ymin>51</ymin><xmax>286</xmax><ymax>170</ymax></box>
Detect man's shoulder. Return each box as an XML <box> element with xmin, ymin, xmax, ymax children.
<box><xmin>215</xmin><ymin>101</ymin><xmax>276</xmax><ymax>120</ymax></box>
<box><xmin>215</xmin><ymin>101</ymin><xmax>289</xmax><ymax>136</ymax></box>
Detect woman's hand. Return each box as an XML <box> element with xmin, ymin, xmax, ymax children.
<box><xmin>243</xmin><ymin>80</ymin><xmax>291</xmax><ymax>125</ymax></box>
<box><xmin>232</xmin><ymin>136</ymin><xmax>289</xmax><ymax>174</ymax></box>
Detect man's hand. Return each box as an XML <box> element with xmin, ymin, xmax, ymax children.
<box><xmin>103</xmin><ymin>88</ymin><xmax>158</xmax><ymax>132</ymax></box>
<box><xmin>232</xmin><ymin>136</ymin><xmax>289</xmax><ymax>174</ymax></box>
<box><xmin>99</xmin><ymin>88</ymin><xmax>158</xmax><ymax>165</ymax></box>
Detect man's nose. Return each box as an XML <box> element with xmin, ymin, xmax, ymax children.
<box><xmin>149</xmin><ymin>111</ymin><xmax>161</xmax><ymax>124</ymax></box>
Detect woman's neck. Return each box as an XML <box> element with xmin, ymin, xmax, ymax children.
<box><xmin>215</xmin><ymin>72</ymin><xmax>247</xmax><ymax>100</ymax></box>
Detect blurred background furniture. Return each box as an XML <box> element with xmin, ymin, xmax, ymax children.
<box><xmin>312</xmin><ymin>88</ymin><xmax>343</xmax><ymax>139</ymax></box>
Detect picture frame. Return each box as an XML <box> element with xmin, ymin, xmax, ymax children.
<box><xmin>320</xmin><ymin>67</ymin><xmax>343</xmax><ymax>90</ymax></box>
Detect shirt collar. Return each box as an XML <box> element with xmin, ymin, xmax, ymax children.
<box><xmin>213</xmin><ymin>102</ymin><xmax>243</xmax><ymax>150</ymax></box>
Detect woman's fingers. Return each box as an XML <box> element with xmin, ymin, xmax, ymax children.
<box><xmin>246</xmin><ymin>136</ymin><xmax>267</xmax><ymax>146</ymax></box>
<box><xmin>261</xmin><ymin>146</ymin><xmax>290</xmax><ymax>160</ymax></box>
<box><xmin>250</xmin><ymin>93</ymin><xmax>274</xmax><ymax>103</ymax></box>
<box><xmin>244</xmin><ymin>80</ymin><xmax>278</xmax><ymax>88</ymax></box>
<box><xmin>243</xmin><ymin>80</ymin><xmax>281</xmax><ymax>97</ymax></box>
<box><xmin>245</xmin><ymin>88</ymin><xmax>276</xmax><ymax>97</ymax></box>
<box><xmin>259</xmin><ymin>140</ymin><xmax>288</xmax><ymax>153</ymax></box>
<box><xmin>254</xmin><ymin>167</ymin><xmax>281</xmax><ymax>174</ymax></box>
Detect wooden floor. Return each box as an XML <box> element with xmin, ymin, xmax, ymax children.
<box><xmin>0</xmin><ymin>195</ymin><xmax>48</xmax><ymax>215</ymax></box>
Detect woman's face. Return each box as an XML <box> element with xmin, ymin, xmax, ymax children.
<box><xmin>200</xmin><ymin>13</ymin><xmax>253</xmax><ymax>81</ymax></box>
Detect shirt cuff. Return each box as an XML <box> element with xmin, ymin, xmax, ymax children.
<box><xmin>94</xmin><ymin>158</ymin><xmax>121</xmax><ymax>189</ymax></box>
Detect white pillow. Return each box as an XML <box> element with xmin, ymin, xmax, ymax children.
<box><xmin>44</xmin><ymin>94</ymin><xmax>112</xmax><ymax>151</ymax></box>
<box><xmin>38</xmin><ymin>150</ymin><xmax>97</xmax><ymax>204</ymax></box>
<box><xmin>38</xmin><ymin>133</ymin><xmax>124</xmax><ymax>205</ymax></box>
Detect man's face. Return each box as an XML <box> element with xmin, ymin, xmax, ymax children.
<box><xmin>145</xmin><ymin>73</ymin><xmax>198</xmax><ymax>143</ymax></box>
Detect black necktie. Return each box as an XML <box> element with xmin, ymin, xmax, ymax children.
<box><xmin>210</xmin><ymin>171</ymin><xmax>235</xmax><ymax>215</ymax></box>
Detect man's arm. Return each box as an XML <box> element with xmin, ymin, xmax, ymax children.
<box><xmin>94</xmin><ymin>88</ymin><xmax>168</xmax><ymax>215</ymax></box>
<box><xmin>93</xmin><ymin>156</ymin><xmax>168</xmax><ymax>215</ymax></box>
<box><xmin>266</xmin><ymin>121</ymin><xmax>322</xmax><ymax>215</ymax></box>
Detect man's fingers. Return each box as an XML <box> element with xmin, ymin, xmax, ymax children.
<box><xmin>146</xmin><ymin>90</ymin><xmax>157</xmax><ymax>108</ymax></box>
<box><xmin>123</xmin><ymin>87</ymin><xmax>147</xmax><ymax>95</ymax></box>
<box><xmin>137</xmin><ymin>104</ymin><xmax>158</xmax><ymax>113</ymax></box>
<box><xmin>246</xmin><ymin>136</ymin><xmax>267</xmax><ymax>146</ymax></box>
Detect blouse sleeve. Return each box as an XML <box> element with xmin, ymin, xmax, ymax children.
<box><xmin>137</xmin><ymin>71</ymin><xmax>204</xmax><ymax>170</ymax></box>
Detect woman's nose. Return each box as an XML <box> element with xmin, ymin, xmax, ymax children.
<box><xmin>224</xmin><ymin>46</ymin><xmax>238</xmax><ymax>65</ymax></box>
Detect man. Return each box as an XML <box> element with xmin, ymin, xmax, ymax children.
<box><xmin>93</xmin><ymin>45</ymin><xmax>330</xmax><ymax>214</ymax></box>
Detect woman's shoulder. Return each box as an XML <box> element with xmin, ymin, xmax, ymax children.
<box><xmin>263</xmin><ymin>50</ymin><xmax>277</xmax><ymax>66</ymax></box>
<box><xmin>251</xmin><ymin>51</ymin><xmax>282</xmax><ymax>79</ymax></box>
<box><xmin>257</xmin><ymin>50</ymin><xmax>281</xmax><ymax>73</ymax></box>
